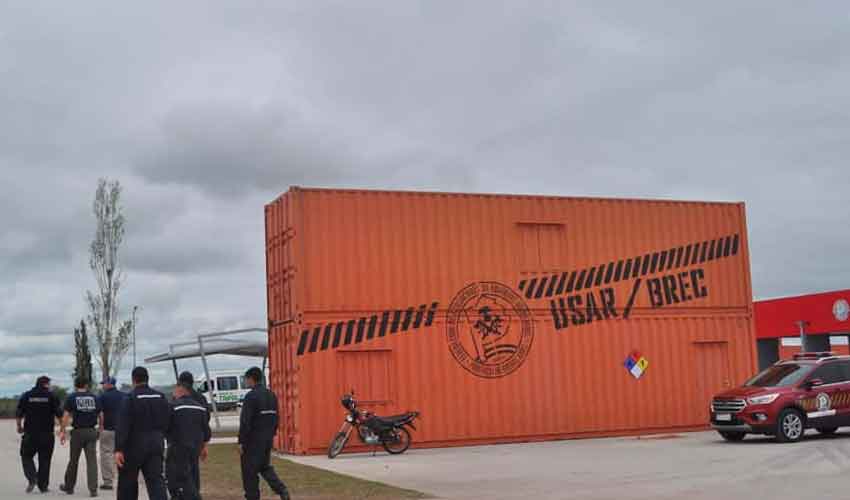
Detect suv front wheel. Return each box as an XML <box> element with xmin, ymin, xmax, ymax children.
<box><xmin>776</xmin><ymin>408</ymin><xmax>805</xmax><ymax>443</ymax></box>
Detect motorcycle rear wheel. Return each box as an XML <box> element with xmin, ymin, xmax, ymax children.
<box><xmin>328</xmin><ymin>432</ymin><xmax>349</xmax><ymax>459</ymax></box>
<box><xmin>383</xmin><ymin>427</ymin><xmax>412</xmax><ymax>455</ymax></box>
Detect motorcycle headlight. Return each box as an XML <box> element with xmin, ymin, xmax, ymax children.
<box><xmin>346</xmin><ymin>414</ymin><xmax>354</xmax><ymax>423</ymax></box>
<box><xmin>747</xmin><ymin>393</ymin><xmax>780</xmax><ymax>405</ymax></box>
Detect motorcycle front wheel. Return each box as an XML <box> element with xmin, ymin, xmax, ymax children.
<box><xmin>383</xmin><ymin>427</ymin><xmax>412</xmax><ymax>455</ymax></box>
<box><xmin>328</xmin><ymin>432</ymin><xmax>349</xmax><ymax>459</ymax></box>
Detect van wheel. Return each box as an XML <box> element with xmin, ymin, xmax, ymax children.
<box><xmin>816</xmin><ymin>427</ymin><xmax>838</xmax><ymax>435</ymax></box>
<box><xmin>776</xmin><ymin>408</ymin><xmax>805</xmax><ymax>443</ymax></box>
<box><xmin>719</xmin><ymin>431</ymin><xmax>746</xmax><ymax>442</ymax></box>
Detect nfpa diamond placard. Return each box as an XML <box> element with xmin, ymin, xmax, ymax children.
<box><xmin>624</xmin><ymin>350</ymin><xmax>649</xmax><ymax>379</ymax></box>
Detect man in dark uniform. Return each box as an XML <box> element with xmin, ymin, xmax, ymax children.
<box><xmin>98</xmin><ymin>376</ymin><xmax>126</xmax><ymax>491</ymax></box>
<box><xmin>166</xmin><ymin>382</ymin><xmax>211</xmax><ymax>500</ymax></box>
<box><xmin>178</xmin><ymin>371</ymin><xmax>210</xmax><ymax>412</ymax></box>
<box><xmin>59</xmin><ymin>376</ymin><xmax>103</xmax><ymax>497</ymax></box>
<box><xmin>16</xmin><ymin>375</ymin><xmax>63</xmax><ymax>493</ymax></box>
<box><xmin>115</xmin><ymin>366</ymin><xmax>170</xmax><ymax>500</ymax></box>
<box><xmin>177</xmin><ymin>371</ymin><xmax>210</xmax><ymax>494</ymax></box>
<box><xmin>239</xmin><ymin>367</ymin><xmax>290</xmax><ymax>500</ymax></box>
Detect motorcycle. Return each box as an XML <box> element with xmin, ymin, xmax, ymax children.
<box><xmin>327</xmin><ymin>391</ymin><xmax>420</xmax><ymax>459</ymax></box>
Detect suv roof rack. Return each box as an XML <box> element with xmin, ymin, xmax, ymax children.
<box><xmin>793</xmin><ymin>351</ymin><xmax>837</xmax><ymax>361</ymax></box>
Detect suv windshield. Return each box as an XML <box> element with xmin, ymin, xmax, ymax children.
<box><xmin>745</xmin><ymin>363</ymin><xmax>811</xmax><ymax>387</ymax></box>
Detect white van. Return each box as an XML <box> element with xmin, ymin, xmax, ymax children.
<box><xmin>195</xmin><ymin>368</ymin><xmax>269</xmax><ymax>411</ymax></box>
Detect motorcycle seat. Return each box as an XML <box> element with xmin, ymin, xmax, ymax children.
<box><xmin>373</xmin><ymin>412</ymin><xmax>417</xmax><ymax>426</ymax></box>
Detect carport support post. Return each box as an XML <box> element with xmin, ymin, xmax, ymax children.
<box><xmin>797</xmin><ymin>320</ymin><xmax>808</xmax><ymax>353</ymax></box>
<box><xmin>169</xmin><ymin>345</ymin><xmax>179</xmax><ymax>381</ymax></box>
<box><xmin>199</xmin><ymin>336</ymin><xmax>221</xmax><ymax>430</ymax></box>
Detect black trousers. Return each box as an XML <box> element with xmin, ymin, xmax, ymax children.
<box><xmin>117</xmin><ymin>435</ymin><xmax>167</xmax><ymax>500</ymax></box>
<box><xmin>20</xmin><ymin>432</ymin><xmax>54</xmax><ymax>491</ymax></box>
<box><xmin>190</xmin><ymin>454</ymin><xmax>201</xmax><ymax>493</ymax></box>
<box><xmin>63</xmin><ymin>427</ymin><xmax>99</xmax><ymax>494</ymax></box>
<box><xmin>166</xmin><ymin>444</ymin><xmax>201</xmax><ymax>500</ymax></box>
<box><xmin>240</xmin><ymin>442</ymin><xmax>288</xmax><ymax>500</ymax></box>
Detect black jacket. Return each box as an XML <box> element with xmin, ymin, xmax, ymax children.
<box><xmin>238</xmin><ymin>385</ymin><xmax>279</xmax><ymax>445</ymax></box>
<box><xmin>168</xmin><ymin>396</ymin><xmax>211</xmax><ymax>450</ymax></box>
<box><xmin>115</xmin><ymin>385</ymin><xmax>170</xmax><ymax>453</ymax></box>
<box><xmin>16</xmin><ymin>386</ymin><xmax>62</xmax><ymax>434</ymax></box>
<box><xmin>189</xmin><ymin>387</ymin><xmax>211</xmax><ymax>422</ymax></box>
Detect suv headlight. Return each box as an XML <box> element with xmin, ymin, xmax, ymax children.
<box><xmin>747</xmin><ymin>393</ymin><xmax>780</xmax><ymax>405</ymax></box>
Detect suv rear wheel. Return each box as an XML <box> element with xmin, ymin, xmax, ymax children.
<box><xmin>776</xmin><ymin>408</ymin><xmax>805</xmax><ymax>443</ymax></box>
<box><xmin>719</xmin><ymin>431</ymin><xmax>746</xmax><ymax>442</ymax></box>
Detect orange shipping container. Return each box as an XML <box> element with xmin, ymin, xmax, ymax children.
<box><xmin>265</xmin><ymin>187</ymin><xmax>756</xmax><ymax>454</ymax></box>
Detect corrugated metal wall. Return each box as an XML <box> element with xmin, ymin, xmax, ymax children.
<box><xmin>266</xmin><ymin>188</ymin><xmax>756</xmax><ymax>454</ymax></box>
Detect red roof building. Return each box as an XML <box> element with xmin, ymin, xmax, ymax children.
<box><xmin>755</xmin><ymin>289</ymin><xmax>850</xmax><ymax>369</ymax></box>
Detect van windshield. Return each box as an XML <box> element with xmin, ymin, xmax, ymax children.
<box><xmin>745</xmin><ymin>364</ymin><xmax>810</xmax><ymax>387</ymax></box>
<box><xmin>217</xmin><ymin>376</ymin><xmax>239</xmax><ymax>391</ymax></box>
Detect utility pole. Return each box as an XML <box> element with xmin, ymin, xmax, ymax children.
<box><xmin>132</xmin><ymin>306</ymin><xmax>139</xmax><ymax>368</ymax></box>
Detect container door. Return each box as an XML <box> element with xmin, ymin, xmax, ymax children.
<box><xmin>336</xmin><ymin>350</ymin><xmax>393</xmax><ymax>406</ymax></box>
<box><xmin>694</xmin><ymin>342</ymin><xmax>731</xmax><ymax>422</ymax></box>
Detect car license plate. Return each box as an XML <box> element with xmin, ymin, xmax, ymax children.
<box><xmin>716</xmin><ymin>413</ymin><xmax>732</xmax><ymax>422</ymax></box>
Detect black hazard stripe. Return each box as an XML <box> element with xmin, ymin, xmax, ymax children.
<box><xmin>517</xmin><ymin>233</ymin><xmax>742</xmax><ymax>299</ymax></box>
<box><xmin>296</xmin><ymin>302</ymin><xmax>439</xmax><ymax>356</ymax></box>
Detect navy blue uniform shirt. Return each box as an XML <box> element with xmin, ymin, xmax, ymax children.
<box><xmin>64</xmin><ymin>391</ymin><xmax>102</xmax><ymax>429</ymax></box>
<box><xmin>16</xmin><ymin>386</ymin><xmax>62</xmax><ymax>434</ymax></box>
<box><xmin>168</xmin><ymin>395</ymin><xmax>211</xmax><ymax>449</ymax></box>
<box><xmin>100</xmin><ymin>387</ymin><xmax>127</xmax><ymax>431</ymax></box>
<box><xmin>238</xmin><ymin>385</ymin><xmax>279</xmax><ymax>445</ymax></box>
<box><xmin>115</xmin><ymin>384</ymin><xmax>170</xmax><ymax>454</ymax></box>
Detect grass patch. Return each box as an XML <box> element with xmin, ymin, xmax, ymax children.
<box><xmin>211</xmin><ymin>430</ymin><xmax>239</xmax><ymax>439</ymax></box>
<box><xmin>201</xmin><ymin>444</ymin><xmax>429</xmax><ymax>500</ymax></box>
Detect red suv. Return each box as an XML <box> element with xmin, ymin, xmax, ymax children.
<box><xmin>711</xmin><ymin>352</ymin><xmax>850</xmax><ymax>443</ymax></box>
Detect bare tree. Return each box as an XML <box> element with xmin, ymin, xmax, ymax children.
<box><xmin>86</xmin><ymin>179</ymin><xmax>135</xmax><ymax>380</ymax></box>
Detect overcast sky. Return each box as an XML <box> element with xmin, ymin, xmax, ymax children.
<box><xmin>1</xmin><ymin>2</ymin><xmax>849</xmax><ymax>395</ymax></box>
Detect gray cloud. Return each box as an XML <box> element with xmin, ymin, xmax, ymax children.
<box><xmin>1</xmin><ymin>1</ymin><xmax>850</xmax><ymax>394</ymax></box>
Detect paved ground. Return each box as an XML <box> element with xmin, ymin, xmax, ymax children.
<box><xmin>0</xmin><ymin>420</ymin><xmax>137</xmax><ymax>499</ymax></box>
<box><xmin>210</xmin><ymin>413</ymin><xmax>240</xmax><ymax>433</ymax></box>
<box><xmin>290</xmin><ymin>430</ymin><xmax>850</xmax><ymax>500</ymax></box>
<box><xmin>0</xmin><ymin>412</ymin><xmax>238</xmax><ymax>500</ymax></box>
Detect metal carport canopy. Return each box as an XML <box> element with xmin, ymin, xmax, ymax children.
<box><xmin>143</xmin><ymin>328</ymin><xmax>269</xmax><ymax>430</ymax></box>
<box><xmin>145</xmin><ymin>338</ymin><xmax>268</xmax><ymax>363</ymax></box>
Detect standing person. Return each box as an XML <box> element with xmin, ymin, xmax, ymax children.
<box><xmin>59</xmin><ymin>376</ymin><xmax>103</xmax><ymax>497</ymax></box>
<box><xmin>16</xmin><ymin>375</ymin><xmax>63</xmax><ymax>494</ymax></box>
<box><xmin>166</xmin><ymin>382</ymin><xmax>211</xmax><ymax>500</ymax></box>
<box><xmin>178</xmin><ymin>371</ymin><xmax>210</xmax><ymax>412</ymax></box>
<box><xmin>177</xmin><ymin>371</ymin><xmax>210</xmax><ymax>494</ymax></box>
<box><xmin>239</xmin><ymin>367</ymin><xmax>290</xmax><ymax>500</ymax></box>
<box><xmin>114</xmin><ymin>367</ymin><xmax>170</xmax><ymax>500</ymax></box>
<box><xmin>98</xmin><ymin>376</ymin><xmax>126</xmax><ymax>492</ymax></box>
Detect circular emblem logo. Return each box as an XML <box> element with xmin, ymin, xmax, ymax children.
<box><xmin>446</xmin><ymin>281</ymin><xmax>534</xmax><ymax>378</ymax></box>
<box><xmin>834</xmin><ymin>299</ymin><xmax>849</xmax><ymax>322</ymax></box>
<box><xmin>817</xmin><ymin>392</ymin><xmax>832</xmax><ymax>412</ymax></box>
